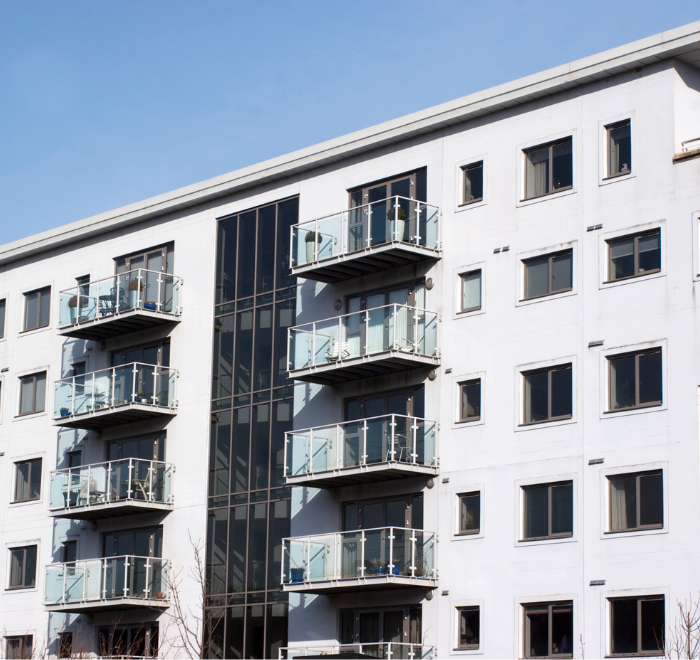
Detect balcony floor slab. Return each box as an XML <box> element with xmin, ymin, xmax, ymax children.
<box><xmin>45</xmin><ymin>597</ymin><xmax>169</xmax><ymax>613</ymax></box>
<box><xmin>282</xmin><ymin>575</ymin><xmax>437</xmax><ymax>595</ymax></box>
<box><xmin>58</xmin><ymin>309</ymin><xmax>180</xmax><ymax>341</ymax></box>
<box><xmin>54</xmin><ymin>404</ymin><xmax>176</xmax><ymax>430</ymax></box>
<box><xmin>49</xmin><ymin>500</ymin><xmax>173</xmax><ymax>521</ymax></box>
<box><xmin>286</xmin><ymin>462</ymin><xmax>438</xmax><ymax>488</ymax></box>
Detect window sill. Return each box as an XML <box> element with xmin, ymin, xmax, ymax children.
<box><xmin>455</xmin><ymin>198</ymin><xmax>487</xmax><ymax>213</ymax></box>
<box><xmin>5</xmin><ymin>585</ymin><xmax>37</xmax><ymax>592</ymax></box>
<box><xmin>10</xmin><ymin>498</ymin><xmax>41</xmax><ymax>505</ymax></box>
<box><xmin>600</xmin><ymin>170</ymin><xmax>636</xmax><ymax>187</ymax></box>
<box><xmin>601</xmin><ymin>526</ymin><xmax>667</xmax><ymax>540</ymax></box>
<box><xmin>516</xmin><ymin>534</ymin><xmax>576</xmax><ymax>547</ymax></box>
<box><xmin>600</xmin><ymin>269</ymin><xmax>664</xmax><ymax>290</ymax></box>
<box><xmin>604</xmin><ymin>269</ymin><xmax>661</xmax><ymax>285</ymax></box>
<box><xmin>517</xmin><ymin>186</ymin><xmax>575</xmax><ymax>208</ymax></box>
<box><xmin>603</xmin><ymin>403</ymin><xmax>662</xmax><ymax>415</ymax></box>
<box><xmin>18</xmin><ymin>325</ymin><xmax>52</xmax><ymax>337</ymax></box>
<box><xmin>515</xmin><ymin>288</ymin><xmax>576</xmax><ymax>308</ymax></box>
<box><xmin>602</xmin><ymin>171</ymin><xmax>632</xmax><ymax>181</ymax></box>
<box><xmin>515</xmin><ymin>416</ymin><xmax>575</xmax><ymax>433</ymax></box>
<box><xmin>13</xmin><ymin>411</ymin><xmax>48</xmax><ymax>423</ymax></box>
<box><xmin>519</xmin><ymin>415</ymin><xmax>572</xmax><ymax>427</ymax></box>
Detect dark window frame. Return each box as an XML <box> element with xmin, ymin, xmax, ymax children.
<box><xmin>458</xmin><ymin>379</ymin><xmax>481</xmax><ymax>423</ymax></box>
<box><xmin>522</xmin><ymin>250</ymin><xmax>573</xmax><ymax>301</ymax></box>
<box><xmin>605</xmin><ymin>119</ymin><xmax>632</xmax><ymax>179</ymax></box>
<box><xmin>461</xmin><ymin>161</ymin><xmax>484</xmax><ymax>206</ymax></box>
<box><xmin>12</xmin><ymin>457</ymin><xmax>42</xmax><ymax>503</ymax></box>
<box><xmin>522</xmin><ymin>481</ymin><xmax>574</xmax><ymax>542</ymax></box>
<box><xmin>0</xmin><ymin>297</ymin><xmax>6</xmax><ymax>339</ymax></box>
<box><xmin>22</xmin><ymin>286</ymin><xmax>51</xmax><ymax>332</ymax></box>
<box><xmin>521</xmin><ymin>364</ymin><xmax>573</xmax><ymax>426</ymax></box>
<box><xmin>57</xmin><ymin>632</ymin><xmax>73</xmax><ymax>659</ymax></box>
<box><xmin>605</xmin><ymin>230</ymin><xmax>661</xmax><ymax>283</ymax></box>
<box><xmin>7</xmin><ymin>545</ymin><xmax>37</xmax><ymax>590</ymax></box>
<box><xmin>17</xmin><ymin>371</ymin><xmax>46</xmax><ymax>416</ymax></box>
<box><xmin>523</xmin><ymin>137</ymin><xmax>573</xmax><ymax>201</ymax></box>
<box><xmin>459</xmin><ymin>270</ymin><xmax>482</xmax><ymax>313</ymax></box>
<box><xmin>609</xmin><ymin>595</ymin><xmax>665</xmax><ymax>657</ymax></box>
<box><xmin>607</xmin><ymin>348</ymin><xmax>662</xmax><ymax>412</ymax></box>
<box><xmin>607</xmin><ymin>470</ymin><xmax>663</xmax><ymax>533</ymax></box>
<box><xmin>457</xmin><ymin>492</ymin><xmax>481</xmax><ymax>536</ymax></box>
<box><xmin>523</xmin><ymin>600</ymin><xmax>574</xmax><ymax>658</ymax></box>
<box><xmin>456</xmin><ymin>605</ymin><xmax>480</xmax><ymax>650</ymax></box>
<box><xmin>5</xmin><ymin>635</ymin><xmax>33</xmax><ymax>659</ymax></box>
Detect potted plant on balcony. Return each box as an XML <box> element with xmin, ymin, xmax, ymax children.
<box><xmin>134</xmin><ymin>391</ymin><xmax>145</xmax><ymax>403</ymax></box>
<box><xmin>127</xmin><ymin>277</ymin><xmax>144</xmax><ymax>308</ymax></box>
<box><xmin>305</xmin><ymin>231</ymin><xmax>322</xmax><ymax>263</ymax></box>
<box><xmin>67</xmin><ymin>295</ymin><xmax>79</xmax><ymax>323</ymax></box>
<box><xmin>387</xmin><ymin>205</ymin><xmax>407</xmax><ymax>242</ymax></box>
<box><xmin>369</xmin><ymin>559</ymin><xmax>386</xmax><ymax>576</ymax></box>
<box><xmin>60</xmin><ymin>406</ymin><xmax>70</xmax><ymax>417</ymax></box>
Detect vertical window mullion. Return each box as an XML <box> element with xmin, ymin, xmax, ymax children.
<box><xmin>548</xmin><ymin>604</ymin><xmax>553</xmax><ymax>657</ymax></box>
<box><xmin>637</xmin><ymin>598</ymin><xmax>643</xmax><ymax>653</ymax></box>
<box><xmin>549</xmin><ymin>145</ymin><xmax>554</xmax><ymax>193</ymax></box>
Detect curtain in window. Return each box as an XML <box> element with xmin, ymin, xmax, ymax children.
<box><xmin>15</xmin><ymin>463</ymin><xmax>29</xmax><ymax>501</ymax></box>
<box><xmin>10</xmin><ymin>550</ymin><xmax>23</xmax><ymax>587</ymax></box>
<box><xmin>526</xmin><ymin>148</ymin><xmax>549</xmax><ymax>198</ymax></box>
<box><xmin>610</xmin><ymin>477</ymin><xmax>629</xmax><ymax>531</ymax></box>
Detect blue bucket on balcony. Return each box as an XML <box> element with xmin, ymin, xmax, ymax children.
<box><xmin>391</xmin><ymin>561</ymin><xmax>400</xmax><ymax>576</ymax></box>
<box><xmin>60</xmin><ymin>408</ymin><xmax>70</xmax><ymax>418</ymax></box>
<box><xmin>290</xmin><ymin>568</ymin><xmax>304</xmax><ymax>583</ymax></box>
<box><xmin>144</xmin><ymin>301</ymin><xmax>157</xmax><ymax>311</ymax></box>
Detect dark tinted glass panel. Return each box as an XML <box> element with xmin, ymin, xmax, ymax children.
<box><xmin>234</xmin><ymin>311</ymin><xmax>253</xmax><ymax>394</ymax></box>
<box><xmin>638</xmin><ymin>232</ymin><xmax>660</xmax><ymax>273</ymax></box>
<box><xmin>612</xmin><ymin>599</ymin><xmax>637</xmax><ymax>654</ymax></box>
<box><xmin>524</xmin><ymin>486</ymin><xmax>548</xmax><ymax>539</ymax></box>
<box><xmin>251</xmin><ymin>404</ymin><xmax>269</xmax><ymax>491</ymax></box>
<box><xmin>340</xmin><ymin>611</ymin><xmax>355</xmax><ymax>645</ymax></box>
<box><xmin>266</xmin><ymin>602</ymin><xmax>289</xmax><ymax>660</ymax></box>
<box><xmin>609</xmin><ymin>121</ymin><xmax>631</xmax><ymax>175</ymax></box>
<box><xmin>524</xmin><ymin>370</ymin><xmax>548</xmax><ymax>423</ymax></box>
<box><xmin>415</xmin><ymin>169</ymin><xmax>427</xmax><ymax>202</ymax></box>
<box><xmin>551</xmin><ymin>604</ymin><xmax>573</xmax><ymax>655</ymax></box>
<box><xmin>551</xmin><ymin>252</ymin><xmax>572</xmax><ymax>292</ymax></box>
<box><xmin>459</xmin><ymin>608</ymin><xmax>479</xmax><ymax>648</ymax></box>
<box><xmin>276</xmin><ymin>198</ymin><xmax>298</xmax><ymax>289</ymax></box>
<box><xmin>610</xmin><ymin>474</ymin><xmax>637</xmax><ymax>531</ymax></box>
<box><xmin>525</xmin><ymin>146</ymin><xmax>549</xmax><ymax>199</ymax></box>
<box><xmin>463</xmin><ymin>163</ymin><xmax>483</xmax><ymax>203</ymax></box>
<box><xmin>552</xmin><ymin>140</ymin><xmax>573</xmax><ymax>190</ymax></box>
<box><xmin>551</xmin><ymin>483</ymin><xmax>573</xmax><ymax>536</ymax></box>
<box><xmin>206</xmin><ymin>608</ymin><xmax>225</xmax><ymax>659</ymax></box>
<box><xmin>639</xmin><ymin>350</ymin><xmax>662</xmax><ymax>405</ymax></box>
<box><xmin>0</xmin><ymin>299</ymin><xmax>5</xmax><ymax>338</ymax></box>
<box><xmin>525</xmin><ymin>257</ymin><xmax>549</xmax><ymax>299</ymax></box>
<box><xmin>245</xmin><ymin>604</ymin><xmax>265</xmax><ymax>659</ymax></box>
<box><xmin>270</xmin><ymin>399</ymin><xmax>292</xmax><ymax>488</ymax></box>
<box><xmin>343</xmin><ymin>503</ymin><xmax>359</xmax><ymax>531</ymax></box>
<box><xmin>237</xmin><ymin>211</ymin><xmax>256</xmax><ymax>300</ymax></box>
<box><xmin>256</xmin><ymin>206</ymin><xmax>276</xmax><ymax>294</ymax></box>
<box><xmin>228</xmin><ymin>505</ymin><xmax>247</xmax><ymax>593</ymax></box>
<box><xmin>207</xmin><ymin>509</ymin><xmax>228</xmax><ymax>594</ymax></box>
<box><xmin>253</xmin><ymin>306</ymin><xmax>273</xmax><ymax>391</ymax></box>
<box><xmin>212</xmin><ymin>315</ymin><xmax>234</xmax><ymax>399</ymax></box>
<box><xmin>525</xmin><ymin>606</ymin><xmax>548</xmax><ymax>657</ymax></box>
<box><xmin>551</xmin><ymin>366</ymin><xmax>572</xmax><ymax>419</ymax></box>
<box><xmin>25</xmin><ymin>292</ymin><xmax>38</xmax><ymax>330</ymax></box>
<box><xmin>267</xmin><ymin>499</ymin><xmax>290</xmax><ymax>590</ymax></box>
<box><xmin>608</xmin><ymin>236</ymin><xmax>634</xmax><ymax>280</ymax></box>
<box><xmin>26</xmin><ymin>546</ymin><xmax>37</xmax><ymax>587</ymax></box>
<box><xmin>273</xmin><ymin>300</ymin><xmax>295</xmax><ymax>387</ymax></box>
<box><xmin>216</xmin><ymin>216</ymin><xmax>237</xmax><ymax>304</ymax></box>
<box><xmin>226</xmin><ymin>607</ymin><xmax>245</xmax><ymax>660</ymax></box>
<box><xmin>248</xmin><ymin>504</ymin><xmax>267</xmax><ymax>591</ymax></box>
<box><xmin>639</xmin><ymin>472</ymin><xmax>663</xmax><ymax>527</ymax></box>
<box><xmin>461</xmin><ymin>381</ymin><xmax>481</xmax><ymax>420</ymax></box>
<box><xmin>610</xmin><ymin>354</ymin><xmax>635</xmax><ymax>410</ymax></box>
<box><xmin>641</xmin><ymin>598</ymin><xmax>664</xmax><ymax>652</ymax></box>
<box><xmin>210</xmin><ymin>413</ymin><xmax>231</xmax><ymax>497</ymax></box>
<box><xmin>232</xmin><ymin>407</ymin><xmax>250</xmax><ymax>493</ymax></box>
<box><xmin>460</xmin><ymin>493</ymin><xmax>480</xmax><ymax>533</ymax></box>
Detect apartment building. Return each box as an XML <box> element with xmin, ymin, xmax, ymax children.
<box><xmin>0</xmin><ymin>21</ymin><xmax>700</xmax><ymax>660</ymax></box>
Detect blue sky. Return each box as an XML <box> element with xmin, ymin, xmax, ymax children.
<box><xmin>1</xmin><ymin>1</ymin><xmax>699</xmax><ymax>244</ymax></box>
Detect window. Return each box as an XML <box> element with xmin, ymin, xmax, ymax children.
<box><xmin>456</xmin><ymin>606</ymin><xmax>480</xmax><ymax>650</ymax></box>
<box><xmin>522</xmin><ymin>364</ymin><xmax>572</xmax><ymax>425</ymax></box>
<box><xmin>523</xmin><ymin>602</ymin><xmax>573</xmax><ymax>658</ymax></box>
<box><xmin>458</xmin><ymin>492</ymin><xmax>480</xmax><ymax>535</ymax></box>
<box><xmin>606</xmin><ymin>120</ymin><xmax>631</xmax><ymax>177</ymax></box>
<box><xmin>18</xmin><ymin>372</ymin><xmax>46</xmax><ymax>416</ymax></box>
<box><xmin>462</xmin><ymin>162</ymin><xmax>483</xmax><ymax>205</ymax></box>
<box><xmin>460</xmin><ymin>270</ymin><xmax>482</xmax><ymax>313</ymax></box>
<box><xmin>610</xmin><ymin>596</ymin><xmax>664</xmax><ymax>656</ymax></box>
<box><xmin>522</xmin><ymin>481</ymin><xmax>573</xmax><ymax>541</ymax></box>
<box><xmin>608</xmin><ymin>348</ymin><xmax>662</xmax><ymax>411</ymax></box>
<box><xmin>608</xmin><ymin>470</ymin><xmax>663</xmax><ymax>533</ymax></box>
<box><xmin>23</xmin><ymin>286</ymin><xmax>51</xmax><ymax>331</ymax></box>
<box><xmin>98</xmin><ymin>625</ymin><xmax>159</xmax><ymax>659</ymax></box>
<box><xmin>62</xmin><ymin>540</ymin><xmax>77</xmax><ymax>563</ymax></box>
<box><xmin>58</xmin><ymin>632</ymin><xmax>73</xmax><ymax>659</ymax></box>
<box><xmin>8</xmin><ymin>545</ymin><xmax>37</xmax><ymax>589</ymax></box>
<box><xmin>5</xmin><ymin>636</ymin><xmax>33</xmax><ymax>660</ymax></box>
<box><xmin>524</xmin><ymin>138</ymin><xmax>572</xmax><ymax>199</ymax></box>
<box><xmin>459</xmin><ymin>380</ymin><xmax>481</xmax><ymax>422</ymax></box>
<box><xmin>523</xmin><ymin>250</ymin><xmax>572</xmax><ymax>300</ymax></box>
<box><xmin>13</xmin><ymin>458</ymin><xmax>42</xmax><ymax>502</ymax></box>
<box><xmin>606</xmin><ymin>230</ymin><xmax>660</xmax><ymax>282</ymax></box>
<box><xmin>0</xmin><ymin>298</ymin><xmax>6</xmax><ymax>338</ymax></box>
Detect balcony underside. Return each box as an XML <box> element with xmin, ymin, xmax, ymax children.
<box><xmin>58</xmin><ymin>310</ymin><xmax>180</xmax><ymax>341</ymax></box>
<box><xmin>54</xmin><ymin>404</ymin><xmax>176</xmax><ymax>430</ymax></box>
<box><xmin>292</xmin><ymin>243</ymin><xmax>440</xmax><ymax>283</ymax></box>
<box><xmin>286</xmin><ymin>462</ymin><xmax>438</xmax><ymax>489</ymax></box>
<box><xmin>283</xmin><ymin>575</ymin><xmax>437</xmax><ymax>595</ymax></box>
<box><xmin>50</xmin><ymin>501</ymin><xmax>173</xmax><ymax>521</ymax></box>
<box><xmin>290</xmin><ymin>352</ymin><xmax>439</xmax><ymax>386</ymax></box>
<box><xmin>45</xmin><ymin>597</ymin><xmax>169</xmax><ymax>613</ymax></box>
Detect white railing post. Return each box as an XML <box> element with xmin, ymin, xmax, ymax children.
<box><xmin>152</xmin><ymin>365</ymin><xmax>158</xmax><ymax>405</ymax></box>
<box><xmin>336</xmin><ymin>424</ymin><xmax>341</xmax><ymax>470</ymax></box>
<box><xmin>362</xmin><ymin>419</ymin><xmax>368</xmax><ymax>466</ymax></box>
<box><xmin>148</xmin><ymin>461</ymin><xmax>154</xmax><ymax>501</ymax></box>
<box><xmin>393</xmin><ymin>196</ymin><xmax>398</xmax><ymax>241</ymax></box>
<box><xmin>131</xmin><ymin>363</ymin><xmax>137</xmax><ymax>403</ymax></box>
<box><xmin>413</xmin><ymin>308</ymin><xmax>419</xmax><ymax>354</ymax></box>
<box><xmin>389</xmin><ymin>414</ymin><xmax>395</xmax><ymax>461</ymax></box>
<box><xmin>102</xmin><ymin>559</ymin><xmax>108</xmax><ymax>600</ymax></box>
<box><xmin>414</xmin><ymin>200</ymin><xmax>422</xmax><ymax>245</ymax></box>
<box><xmin>410</xmin><ymin>531</ymin><xmax>417</xmax><ymax>578</ymax></box>
<box><xmin>137</xmin><ymin>270</ymin><xmax>143</xmax><ymax>309</ymax></box>
<box><xmin>311</xmin><ymin>322</ymin><xmax>317</xmax><ymax>367</ymax></box>
<box><xmin>127</xmin><ymin>458</ymin><xmax>134</xmax><ymax>499</ymax></box>
<box><xmin>124</xmin><ymin>556</ymin><xmax>130</xmax><ymax>596</ymax></box>
<box><xmin>71</xmin><ymin>376</ymin><xmax>76</xmax><ymax>415</ymax></box>
<box><xmin>388</xmin><ymin>527</ymin><xmax>394</xmax><ymax>575</ymax></box>
<box><xmin>115</xmin><ymin>274</ymin><xmax>121</xmax><ymax>314</ymax></box>
<box><xmin>314</xmin><ymin>219</ymin><xmax>319</xmax><ymax>262</ymax></box>
<box><xmin>110</xmin><ymin>367</ymin><xmax>116</xmax><ymax>408</ymax></box>
<box><xmin>106</xmin><ymin>461</ymin><xmax>112</xmax><ymax>503</ymax></box>
<box><xmin>392</xmin><ymin>304</ymin><xmax>398</xmax><ymax>350</ymax></box>
<box><xmin>287</xmin><ymin>327</ymin><xmax>293</xmax><ymax>370</ymax></box>
<box><xmin>144</xmin><ymin>558</ymin><xmax>151</xmax><ymax>599</ymax></box>
<box><xmin>335</xmin><ymin>533</ymin><xmax>340</xmax><ymax>580</ymax></box>
<box><xmin>366</xmin><ymin>202</ymin><xmax>372</xmax><ymax>248</ymax></box>
<box><xmin>364</xmin><ymin>310</ymin><xmax>369</xmax><ymax>356</ymax></box>
<box><xmin>156</xmin><ymin>272</ymin><xmax>163</xmax><ymax>312</ymax></box>
<box><xmin>338</xmin><ymin>316</ymin><xmax>343</xmax><ymax>361</ymax></box>
<box><xmin>412</xmin><ymin>418</ymin><xmax>418</xmax><ymax>465</ymax></box>
<box><xmin>342</xmin><ymin>209</ymin><xmax>347</xmax><ymax>255</ymax></box>
<box><xmin>61</xmin><ymin>562</ymin><xmax>67</xmax><ymax>603</ymax></box>
<box><xmin>308</xmin><ymin>429</ymin><xmax>314</xmax><ymax>475</ymax></box>
<box><xmin>87</xmin><ymin>464</ymin><xmax>92</xmax><ymax>505</ymax></box>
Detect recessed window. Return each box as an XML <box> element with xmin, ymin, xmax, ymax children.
<box><xmin>456</xmin><ymin>606</ymin><xmax>480</xmax><ymax>650</ymax></box>
<box><xmin>8</xmin><ymin>545</ymin><xmax>37</xmax><ymax>589</ymax></box>
<box><xmin>462</xmin><ymin>162</ymin><xmax>483</xmax><ymax>205</ymax></box>
<box><xmin>610</xmin><ymin>595</ymin><xmax>664</xmax><ymax>656</ymax></box>
<box><xmin>606</xmin><ymin>230</ymin><xmax>660</xmax><ymax>282</ymax></box>
<box><xmin>0</xmin><ymin>298</ymin><xmax>6</xmax><ymax>339</ymax></box>
<box><xmin>459</xmin><ymin>380</ymin><xmax>481</xmax><ymax>422</ymax></box>
<box><xmin>608</xmin><ymin>470</ymin><xmax>663</xmax><ymax>533</ymax></box>
<box><xmin>608</xmin><ymin>348</ymin><xmax>662</xmax><ymax>412</ymax></box>
<box><xmin>524</xmin><ymin>138</ymin><xmax>572</xmax><ymax>200</ymax></box>
<box><xmin>18</xmin><ymin>372</ymin><xmax>46</xmax><ymax>416</ymax></box>
<box><xmin>523</xmin><ymin>250</ymin><xmax>572</xmax><ymax>300</ymax></box>
<box><xmin>524</xmin><ymin>601</ymin><xmax>573</xmax><ymax>658</ymax></box>
<box><xmin>458</xmin><ymin>492</ymin><xmax>481</xmax><ymax>535</ymax></box>
<box><xmin>460</xmin><ymin>270</ymin><xmax>482</xmax><ymax>313</ymax></box>
<box><xmin>5</xmin><ymin>636</ymin><xmax>33</xmax><ymax>659</ymax></box>
<box><xmin>58</xmin><ymin>632</ymin><xmax>73</xmax><ymax>659</ymax></box>
<box><xmin>522</xmin><ymin>364</ymin><xmax>572</xmax><ymax>425</ymax></box>
<box><xmin>13</xmin><ymin>458</ymin><xmax>42</xmax><ymax>502</ymax></box>
<box><xmin>607</xmin><ymin>120</ymin><xmax>631</xmax><ymax>177</ymax></box>
<box><xmin>522</xmin><ymin>481</ymin><xmax>573</xmax><ymax>541</ymax></box>
<box><xmin>23</xmin><ymin>286</ymin><xmax>51</xmax><ymax>331</ymax></box>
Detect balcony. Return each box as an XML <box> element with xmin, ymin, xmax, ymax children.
<box><xmin>54</xmin><ymin>362</ymin><xmax>177</xmax><ymax>430</ymax></box>
<box><xmin>280</xmin><ymin>643</ymin><xmax>435</xmax><ymax>659</ymax></box>
<box><xmin>45</xmin><ymin>555</ymin><xmax>170</xmax><ymax>613</ymax></box>
<box><xmin>285</xmin><ymin>414</ymin><xmax>438</xmax><ymax>488</ymax></box>
<box><xmin>49</xmin><ymin>458</ymin><xmax>174</xmax><ymax>520</ymax></box>
<box><xmin>288</xmin><ymin>304</ymin><xmax>439</xmax><ymax>385</ymax></box>
<box><xmin>58</xmin><ymin>269</ymin><xmax>181</xmax><ymax>341</ymax></box>
<box><xmin>291</xmin><ymin>196</ymin><xmax>440</xmax><ymax>282</ymax></box>
<box><xmin>282</xmin><ymin>527</ymin><xmax>437</xmax><ymax>594</ymax></box>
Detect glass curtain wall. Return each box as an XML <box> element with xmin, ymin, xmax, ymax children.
<box><xmin>207</xmin><ymin>197</ymin><xmax>298</xmax><ymax>659</ymax></box>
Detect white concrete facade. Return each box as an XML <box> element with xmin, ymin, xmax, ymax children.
<box><xmin>0</xmin><ymin>21</ymin><xmax>699</xmax><ymax>659</ymax></box>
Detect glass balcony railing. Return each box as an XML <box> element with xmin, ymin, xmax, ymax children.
<box><xmin>282</xmin><ymin>527</ymin><xmax>436</xmax><ymax>588</ymax></box>
<box><xmin>45</xmin><ymin>556</ymin><xmax>169</xmax><ymax>607</ymax></box>
<box><xmin>54</xmin><ymin>363</ymin><xmax>177</xmax><ymax>420</ymax></box>
<box><xmin>288</xmin><ymin>304</ymin><xmax>438</xmax><ymax>372</ymax></box>
<box><xmin>280</xmin><ymin>643</ymin><xmax>435</xmax><ymax>659</ymax></box>
<box><xmin>49</xmin><ymin>459</ymin><xmax>173</xmax><ymax>513</ymax></box>
<box><xmin>285</xmin><ymin>414</ymin><xmax>437</xmax><ymax>481</ymax></box>
<box><xmin>58</xmin><ymin>268</ymin><xmax>181</xmax><ymax>329</ymax></box>
<box><xmin>291</xmin><ymin>196</ymin><xmax>440</xmax><ymax>269</ymax></box>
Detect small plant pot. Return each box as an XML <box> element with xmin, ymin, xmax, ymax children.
<box><xmin>305</xmin><ymin>242</ymin><xmax>316</xmax><ymax>263</ymax></box>
<box><xmin>128</xmin><ymin>289</ymin><xmax>139</xmax><ymax>309</ymax></box>
<box><xmin>156</xmin><ymin>591</ymin><xmax>163</xmax><ymax>600</ymax></box>
<box><xmin>60</xmin><ymin>408</ymin><xmax>70</xmax><ymax>417</ymax></box>
<box><xmin>374</xmin><ymin>566</ymin><xmax>386</xmax><ymax>576</ymax></box>
<box><xmin>290</xmin><ymin>568</ymin><xmax>304</xmax><ymax>583</ymax></box>
<box><xmin>393</xmin><ymin>218</ymin><xmax>406</xmax><ymax>241</ymax></box>
<box><xmin>144</xmin><ymin>301</ymin><xmax>157</xmax><ymax>311</ymax></box>
<box><xmin>134</xmin><ymin>397</ymin><xmax>142</xmax><ymax>403</ymax></box>
<box><xmin>69</xmin><ymin>307</ymin><xmax>77</xmax><ymax>324</ymax></box>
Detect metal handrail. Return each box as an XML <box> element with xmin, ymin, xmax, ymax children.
<box><xmin>279</xmin><ymin>642</ymin><xmax>435</xmax><ymax>660</ymax></box>
<box><xmin>289</xmin><ymin>303</ymin><xmax>433</xmax><ymax>331</ymax></box>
